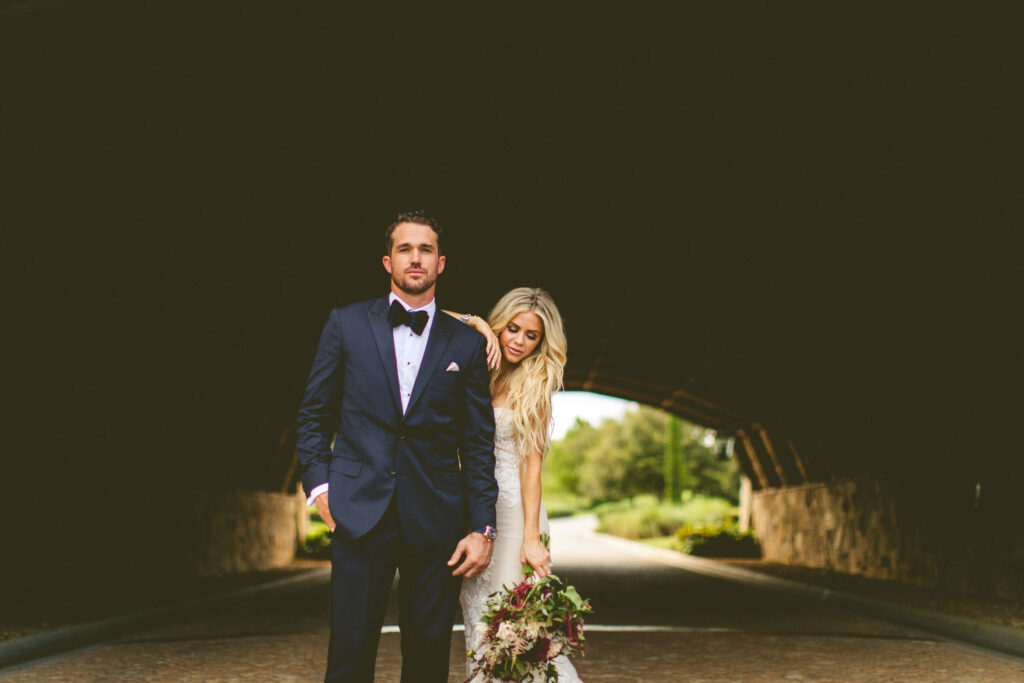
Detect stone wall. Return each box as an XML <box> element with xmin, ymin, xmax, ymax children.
<box><xmin>185</xmin><ymin>489</ymin><xmax>306</xmax><ymax>577</ymax></box>
<box><xmin>751</xmin><ymin>476</ymin><xmax>1024</xmax><ymax>600</ymax></box>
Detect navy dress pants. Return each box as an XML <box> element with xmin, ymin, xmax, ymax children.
<box><xmin>325</xmin><ymin>497</ymin><xmax>461</xmax><ymax>683</ymax></box>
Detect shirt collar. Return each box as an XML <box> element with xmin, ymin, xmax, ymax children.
<box><xmin>389</xmin><ymin>291</ymin><xmax>436</xmax><ymax>316</ymax></box>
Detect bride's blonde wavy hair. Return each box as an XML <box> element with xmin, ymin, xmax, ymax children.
<box><xmin>488</xmin><ymin>287</ymin><xmax>567</xmax><ymax>459</ymax></box>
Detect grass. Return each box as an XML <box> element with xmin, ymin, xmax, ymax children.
<box><xmin>300</xmin><ymin>514</ymin><xmax>332</xmax><ymax>559</ymax></box>
<box><xmin>595</xmin><ymin>498</ymin><xmax>762</xmax><ymax>558</ymax></box>
<box><xmin>638</xmin><ymin>535</ymin><xmax>679</xmax><ymax>550</ymax></box>
<box><xmin>595</xmin><ymin>494</ymin><xmax>737</xmax><ymax>540</ymax></box>
<box><xmin>544</xmin><ymin>492</ymin><xmax>587</xmax><ymax>519</ymax></box>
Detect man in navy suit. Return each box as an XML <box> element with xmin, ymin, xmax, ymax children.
<box><xmin>296</xmin><ymin>212</ymin><xmax>498</xmax><ymax>682</ymax></box>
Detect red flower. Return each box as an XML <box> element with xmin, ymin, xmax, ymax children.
<box><xmin>487</xmin><ymin>607</ymin><xmax>511</xmax><ymax>638</ymax></box>
<box><xmin>510</xmin><ymin>581</ymin><xmax>532</xmax><ymax>608</ymax></box>
<box><xmin>521</xmin><ymin>636</ymin><xmax>551</xmax><ymax>663</ymax></box>
<box><xmin>566</xmin><ymin>618</ymin><xmax>581</xmax><ymax>647</ymax></box>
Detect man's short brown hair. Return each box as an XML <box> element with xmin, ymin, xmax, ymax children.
<box><xmin>385</xmin><ymin>211</ymin><xmax>442</xmax><ymax>255</ymax></box>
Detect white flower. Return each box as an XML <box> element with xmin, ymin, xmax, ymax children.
<box><xmin>496</xmin><ymin>622</ymin><xmax>516</xmax><ymax>641</ymax></box>
<box><xmin>523</xmin><ymin>619</ymin><xmax>543</xmax><ymax>640</ymax></box>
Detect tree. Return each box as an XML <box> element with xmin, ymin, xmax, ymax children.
<box><xmin>545</xmin><ymin>417</ymin><xmax>596</xmax><ymax>496</ymax></box>
<box><xmin>576</xmin><ymin>405</ymin><xmax>667</xmax><ymax>503</ymax></box>
<box><xmin>684</xmin><ymin>428</ymin><xmax>740</xmax><ymax>503</ymax></box>
<box><xmin>545</xmin><ymin>401</ymin><xmax>740</xmax><ymax>505</ymax></box>
<box><xmin>663</xmin><ymin>416</ymin><xmax>685</xmax><ymax>503</ymax></box>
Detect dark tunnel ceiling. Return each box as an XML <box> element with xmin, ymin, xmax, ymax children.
<box><xmin>3</xmin><ymin>2</ymin><xmax>1020</xmax><ymax>499</ymax></box>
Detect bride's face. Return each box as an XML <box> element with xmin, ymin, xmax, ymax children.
<box><xmin>499</xmin><ymin>311</ymin><xmax>543</xmax><ymax>365</ymax></box>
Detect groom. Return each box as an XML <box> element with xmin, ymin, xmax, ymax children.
<box><xmin>296</xmin><ymin>211</ymin><xmax>498</xmax><ymax>682</ymax></box>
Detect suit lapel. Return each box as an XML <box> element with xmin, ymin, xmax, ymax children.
<box><xmin>405</xmin><ymin>309</ymin><xmax>455</xmax><ymax>419</ymax></box>
<box><xmin>367</xmin><ymin>297</ymin><xmax>402</xmax><ymax>416</ymax></box>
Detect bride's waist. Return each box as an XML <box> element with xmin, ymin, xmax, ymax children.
<box><xmin>494</xmin><ymin>446</ymin><xmax>519</xmax><ymax>459</ymax></box>
<box><xmin>496</xmin><ymin>506</ymin><xmax>525</xmax><ymax>530</ymax></box>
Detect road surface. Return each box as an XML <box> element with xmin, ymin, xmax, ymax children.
<box><xmin>3</xmin><ymin>516</ymin><xmax>1022</xmax><ymax>681</ymax></box>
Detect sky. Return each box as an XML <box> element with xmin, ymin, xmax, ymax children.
<box><xmin>550</xmin><ymin>391</ymin><xmax>637</xmax><ymax>440</ymax></box>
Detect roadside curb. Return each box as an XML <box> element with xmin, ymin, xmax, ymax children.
<box><xmin>0</xmin><ymin>566</ymin><xmax>331</xmax><ymax>671</ymax></box>
<box><xmin>594</xmin><ymin>531</ymin><xmax>1024</xmax><ymax>661</ymax></box>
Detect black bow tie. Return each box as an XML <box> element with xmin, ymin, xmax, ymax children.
<box><xmin>388</xmin><ymin>299</ymin><xmax>429</xmax><ymax>335</ymax></box>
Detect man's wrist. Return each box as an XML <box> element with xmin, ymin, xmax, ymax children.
<box><xmin>307</xmin><ymin>483</ymin><xmax>329</xmax><ymax>506</ymax></box>
<box><xmin>472</xmin><ymin>524</ymin><xmax>497</xmax><ymax>542</ymax></box>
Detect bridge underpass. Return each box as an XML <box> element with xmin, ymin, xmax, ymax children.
<box><xmin>2</xmin><ymin>1</ymin><xmax>1021</xmax><ymax>677</ymax></box>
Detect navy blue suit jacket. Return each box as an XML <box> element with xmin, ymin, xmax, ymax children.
<box><xmin>296</xmin><ymin>296</ymin><xmax>498</xmax><ymax>553</ymax></box>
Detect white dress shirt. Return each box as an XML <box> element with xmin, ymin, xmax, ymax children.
<box><xmin>307</xmin><ymin>293</ymin><xmax>436</xmax><ymax>505</ymax></box>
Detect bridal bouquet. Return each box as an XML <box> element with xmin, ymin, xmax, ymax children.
<box><xmin>467</xmin><ymin>537</ymin><xmax>593</xmax><ymax>682</ymax></box>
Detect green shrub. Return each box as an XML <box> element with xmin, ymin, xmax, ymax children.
<box><xmin>545</xmin><ymin>500</ymin><xmax>581</xmax><ymax>519</ymax></box>
<box><xmin>595</xmin><ymin>495</ymin><xmax>737</xmax><ymax>540</ymax></box>
<box><xmin>677</xmin><ymin>521</ymin><xmax>760</xmax><ymax>558</ymax></box>
<box><xmin>590</xmin><ymin>494</ymin><xmax>659</xmax><ymax>516</ymax></box>
<box><xmin>597</xmin><ymin>506</ymin><xmax>668</xmax><ymax>539</ymax></box>
<box><xmin>299</xmin><ymin>521</ymin><xmax>332</xmax><ymax>559</ymax></box>
<box><xmin>542</xmin><ymin>489</ymin><xmax>588</xmax><ymax>519</ymax></box>
<box><xmin>676</xmin><ymin>495</ymin><xmax>736</xmax><ymax>527</ymax></box>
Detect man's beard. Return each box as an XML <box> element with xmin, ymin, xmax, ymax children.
<box><xmin>393</xmin><ymin>272</ymin><xmax>436</xmax><ymax>295</ymax></box>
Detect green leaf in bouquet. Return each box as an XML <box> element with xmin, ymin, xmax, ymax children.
<box><xmin>563</xmin><ymin>585</ymin><xmax>584</xmax><ymax>610</ymax></box>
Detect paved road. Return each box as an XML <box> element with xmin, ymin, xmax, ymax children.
<box><xmin>3</xmin><ymin>516</ymin><xmax>1023</xmax><ymax>682</ymax></box>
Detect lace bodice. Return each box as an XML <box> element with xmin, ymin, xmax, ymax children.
<box><xmin>493</xmin><ymin>406</ymin><xmax>521</xmax><ymax>509</ymax></box>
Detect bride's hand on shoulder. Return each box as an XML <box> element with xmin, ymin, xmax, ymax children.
<box><xmin>466</xmin><ymin>316</ymin><xmax>500</xmax><ymax>369</ymax></box>
<box><xmin>444</xmin><ymin>310</ymin><xmax>501</xmax><ymax>369</ymax></box>
<box><xmin>521</xmin><ymin>537</ymin><xmax>552</xmax><ymax>578</ymax></box>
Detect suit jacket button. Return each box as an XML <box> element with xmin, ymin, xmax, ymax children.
<box><xmin>388</xmin><ymin>467</ymin><xmax>397</xmax><ymax>476</ymax></box>
<box><xmin>398</xmin><ymin>433</ymin><xmax>406</xmax><ymax>440</ymax></box>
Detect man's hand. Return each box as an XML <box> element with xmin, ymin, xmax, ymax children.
<box><xmin>447</xmin><ymin>531</ymin><xmax>494</xmax><ymax>578</ymax></box>
<box><xmin>314</xmin><ymin>492</ymin><xmax>336</xmax><ymax>532</ymax></box>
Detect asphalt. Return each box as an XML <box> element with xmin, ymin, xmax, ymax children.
<box><xmin>2</xmin><ymin>516</ymin><xmax>1023</xmax><ymax>681</ymax></box>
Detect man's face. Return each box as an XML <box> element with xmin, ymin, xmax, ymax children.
<box><xmin>383</xmin><ymin>222</ymin><xmax>445</xmax><ymax>296</ymax></box>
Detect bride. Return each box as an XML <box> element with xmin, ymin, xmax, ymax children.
<box><xmin>447</xmin><ymin>287</ymin><xmax>583</xmax><ymax>682</ymax></box>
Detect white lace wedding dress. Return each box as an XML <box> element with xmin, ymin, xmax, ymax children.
<box><xmin>460</xmin><ymin>406</ymin><xmax>583</xmax><ymax>682</ymax></box>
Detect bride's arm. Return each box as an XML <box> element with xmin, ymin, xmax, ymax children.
<box><xmin>520</xmin><ymin>444</ymin><xmax>552</xmax><ymax>577</ymax></box>
<box><xmin>442</xmin><ymin>310</ymin><xmax>500</xmax><ymax>369</ymax></box>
